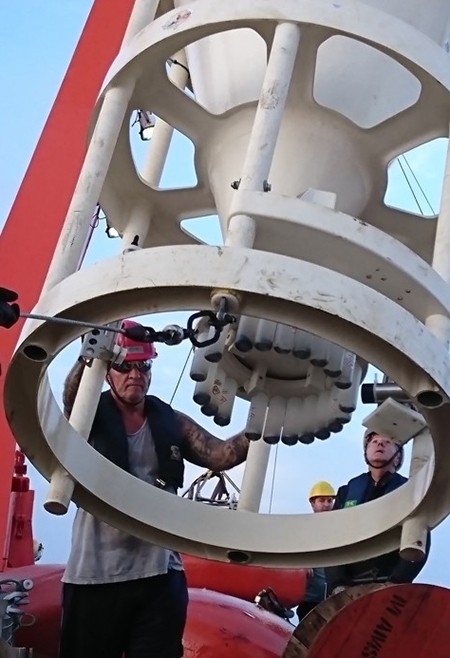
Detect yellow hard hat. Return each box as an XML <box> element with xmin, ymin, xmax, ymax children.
<box><xmin>309</xmin><ymin>481</ymin><xmax>336</xmax><ymax>500</ymax></box>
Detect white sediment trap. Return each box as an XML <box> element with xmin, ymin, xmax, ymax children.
<box><xmin>190</xmin><ymin>316</ymin><xmax>363</xmax><ymax>444</ymax></box>
<box><xmin>6</xmin><ymin>0</ymin><xmax>450</xmax><ymax>564</ymax></box>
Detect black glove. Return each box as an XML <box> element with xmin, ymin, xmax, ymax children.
<box><xmin>0</xmin><ymin>287</ymin><xmax>20</xmax><ymax>328</ymax></box>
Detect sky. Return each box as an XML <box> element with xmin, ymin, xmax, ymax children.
<box><xmin>1</xmin><ymin>1</ymin><xmax>450</xmax><ymax>592</ymax></box>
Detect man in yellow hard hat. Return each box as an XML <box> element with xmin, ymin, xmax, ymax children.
<box><xmin>308</xmin><ymin>480</ymin><xmax>336</xmax><ymax>513</ymax></box>
<box><xmin>296</xmin><ymin>481</ymin><xmax>336</xmax><ymax>620</ymax></box>
<box><xmin>325</xmin><ymin>429</ymin><xmax>430</xmax><ymax>595</ymax></box>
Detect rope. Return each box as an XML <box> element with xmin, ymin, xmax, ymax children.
<box><xmin>169</xmin><ymin>345</ymin><xmax>193</xmax><ymax>405</ymax></box>
<box><xmin>397</xmin><ymin>157</ymin><xmax>424</xmax><ymax>215</ymax></box>
<box><xmin>401</xmin><ymin>155</ymin><xmax>436</xmax><ymax>215</ymax></box>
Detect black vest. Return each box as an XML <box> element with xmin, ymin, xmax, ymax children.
<box><xmin>89</xmin><ymin>391</ymin><xmax>185</xmax><ymax>489</ymax></box>
<box><xmin>343</xmin><ymin>471</ymin><xmax>407</xmax><ymax>507</ymax></box>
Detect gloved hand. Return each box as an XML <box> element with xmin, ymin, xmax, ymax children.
<box><xmin>0</xmin><ymin>287</ymin><xmax>20</xmax><ymax>328</ymax></box>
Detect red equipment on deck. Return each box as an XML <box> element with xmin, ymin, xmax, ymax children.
<box><xmin>183</xmin><ymin>553</ymin><xmax>305</xmax><ymax>609</ymax></box>
<box><xmin>7</xmin><ymin>562</ymin><xmax>299</xmax><ymax>658</ymax></box>
<box><xmin>305</xmin><ymin>584</ymin><xmax>450</xmax><ymax>658</ymax></box>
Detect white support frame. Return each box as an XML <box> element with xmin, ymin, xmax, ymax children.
<box><xmin>5</xmin><ymin>244</ymin><xmax>450</xmax><ymax>566</ymax></box>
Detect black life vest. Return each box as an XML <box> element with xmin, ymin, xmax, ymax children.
<box><xmin>89</xmin><ymin>391</ymin><xmax>185</xmax><ymax>489</ymax></box>
<box><xmin>342</xmin><ymin>471</ymin><xmax>407</xmax><ymax>508</ymax></box>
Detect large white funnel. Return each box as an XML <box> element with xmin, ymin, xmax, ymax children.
<box><xmin>174</xmin><ymin>0</ymin><xmax>450</xmax><ymax>229</ymax></box>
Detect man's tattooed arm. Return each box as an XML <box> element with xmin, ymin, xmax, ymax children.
<box><xmin>176</xmin><ymin>411</ymin><xmax>249</xmax><ymax>470</ymax></box>
<box><xmin>63</xmin><ymin>360</ymin><xmax>86</xmax><ymax>417</ymax></box>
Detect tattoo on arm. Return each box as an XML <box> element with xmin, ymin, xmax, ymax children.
<box><xmin>176</xmin><ymin>412</ymin><xmax>249</xmax><ymax>471</ymax></box>
<box><xmin>62</xmin><ymin>360</ymin><xmax>86</xmax><ymax>417</ymax></box>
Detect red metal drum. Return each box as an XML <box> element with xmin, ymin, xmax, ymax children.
<box><xmin>183</xmin><ymin>554</ymin><xmax>306</xmax><ymax>608</ymax></box>
<box><xmin>307</xmin><ymin>583</ymin><xmax>450</xmax><ymax>658</ymax></box>
<box><xmin>184</xmin><ymin>588</ymin><xmax>293</xmax><ymax>658</ymax></box>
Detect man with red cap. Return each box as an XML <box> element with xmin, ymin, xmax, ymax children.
<box><xmin>59</xmin><ymin>320</ymin><xmax>250</xmax><ymax>658</ymax></box>
<box><xmin>325</xmin><ymin>429</ymin><xmax>430</xmax><ymax>596</ymax></box>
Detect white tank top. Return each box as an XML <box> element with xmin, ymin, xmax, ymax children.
<box><xmin>63</xmin><ymin>422</ymin><xmax>183</xmax><ymax>584</ymax></box>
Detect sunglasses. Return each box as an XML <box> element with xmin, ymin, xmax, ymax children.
<box><xmin>110</xmin><ymin>360</ymin><xmax>152</xmax><ymax>373</ymax></box>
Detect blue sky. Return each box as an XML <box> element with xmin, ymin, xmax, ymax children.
<box><xmin>2</xmin><ymin>1</ymin><xmax>450</xmax><ymax>591</ymax></box>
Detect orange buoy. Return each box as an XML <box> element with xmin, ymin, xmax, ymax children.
<box><xmin>306</xmin><ymin>583</ymin><xmax>450</xmax><ymax>658</ymax></box>
<box><xmin>7</xmin><ymin>564</ymin><xmax>294</xmax><ymax>658</ymax></box>
<box><xmin>184</xmin><ymin>588</ymin><xmax>293</xmax><ymax>657</ymax></box>
<box><xmin>183</xmin><ymin>554</ymin><xmax>306</xmax><ymax>608</ymax></box>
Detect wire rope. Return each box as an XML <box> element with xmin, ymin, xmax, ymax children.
<box><xmin>169</xmin><ymin>345</ymin><xmax>193</xmax><ymax>405</ymax></box>
<box><xmin>397</xmin><ymin>157</ymin><xmax>424</xmax><ymax>215</ymax></box>
<box><xmin>401</xmin><ymin>155</ymin><xmax>436</xmax><ymax>215</ymax></box>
